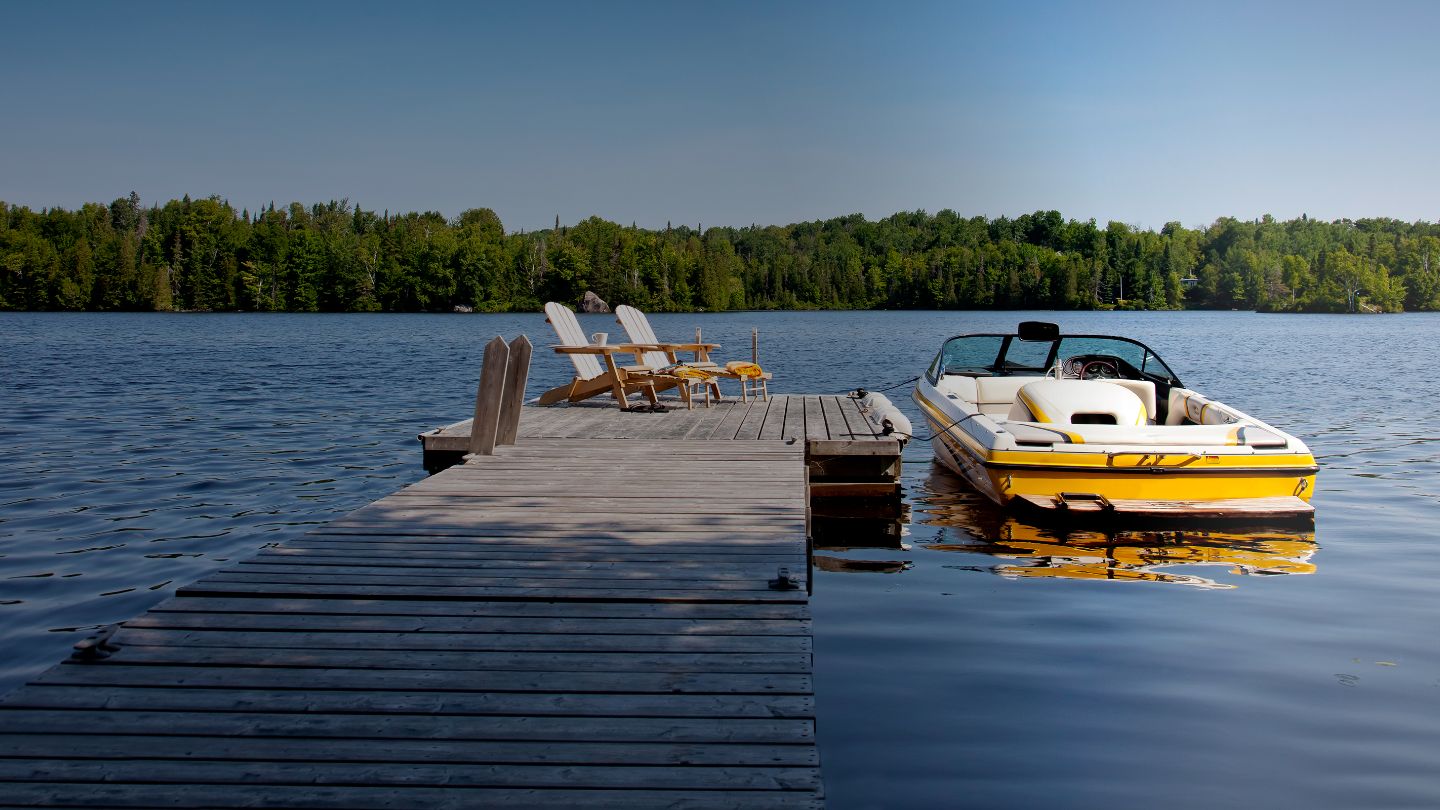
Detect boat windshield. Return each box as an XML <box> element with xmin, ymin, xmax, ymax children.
<box><xmin>931</xmin><ymin>333</ymin><xmax>1182</xmax><ymax>386</ymax></box>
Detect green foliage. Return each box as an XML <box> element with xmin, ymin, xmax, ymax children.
<box><xmin>2</xmin><ymin>198</ymin><xmax>1437</xmax><ymax>313</ymax></box>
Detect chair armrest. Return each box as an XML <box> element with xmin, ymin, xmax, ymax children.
<box><xmin>554</xmin><ymin>345</ymin><xmax>623</xmax><ymax>355</ymax></box>
<box><xmin>616</xmin><ymin>341</ymin><xmax>721</xmax><ymax>352</ymax></box>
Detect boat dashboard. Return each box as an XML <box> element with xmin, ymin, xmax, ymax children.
<box><xmin>928</xmin><ymin>326</ymin><xmax>1179</xmax><ymax>383</ymax></box>
<box><xmin>924</xmin><ymin>322</ymin><xmax>1184</xmax><ymax>422</ymax></box>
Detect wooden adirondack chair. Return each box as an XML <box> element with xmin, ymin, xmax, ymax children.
<box><xmin>538</xmin><ymin>302</ymin><xmax>701</xmax><ymax>410</ymax></box>
<box><xmin>614</xmin><ymin>304</ymin><xmax>770</xmax><ymax>401</ymax></box>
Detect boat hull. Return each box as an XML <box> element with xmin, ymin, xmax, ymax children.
<box><xmin>917</xmin><ymin>387</ymin><xmax>1317</xmax><ymax>519</ymax></box>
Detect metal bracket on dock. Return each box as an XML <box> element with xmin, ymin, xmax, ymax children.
<box><xmin>70</xmin><ymin>625</ymin><xmax>121</xmax><ymax>662</ymax></box>
<box><xmin>769</xmin><ymin>567</ymin><xmax>801</xmax><ymax>590</ymax></box>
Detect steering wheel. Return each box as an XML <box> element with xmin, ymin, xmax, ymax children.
<box><xmin>1080</xmin><ymin>359</ymin><xmax>1120</xmax><ymax>380</ymax></box>
<box><xmin>1061</xmin><ymin>355</ymin><xmax>1122</xmax><ymax>380</ymax></box>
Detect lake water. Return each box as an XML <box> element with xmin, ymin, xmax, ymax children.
<box><xmin>2</xmin><ymin>310</ymin><xmax>1438</xmax><ymax>808</ymax></box>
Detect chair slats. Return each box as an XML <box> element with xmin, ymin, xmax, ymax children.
<box><xmin>544</xmin><ymin>302</ymin><xmax>604</xmax><ymax>380</ymax></box>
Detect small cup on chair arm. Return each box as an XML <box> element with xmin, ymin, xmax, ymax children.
<box><xmin>591</xmin><ymin>332</ymin><xmax>608</xmax><ymax>345</ymax></box>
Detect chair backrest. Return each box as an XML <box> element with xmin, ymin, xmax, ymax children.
<box><xmin>544</xmin><ymin>302</ymin><xmax>604</xmax><ymax>380</ymax></box>
<box><xmin>614</xmin><ymin>305</ymin><xmax>670</xmax><ymax>370</ymax></box>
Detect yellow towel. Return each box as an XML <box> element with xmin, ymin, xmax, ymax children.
<box><xmin>725</xmin><ymin>361</ymin><xmax>765</xmax><ymax>378</ymax></box>
<box><xmin>661</xmin><ymin>363</ymin><xmax>718</xmax><ymax>379</ymax></box>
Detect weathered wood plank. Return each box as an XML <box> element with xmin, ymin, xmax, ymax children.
<box><xmin>361</xmin><ymin>480</ymin><xmax>804</xmax><ymax>498</ymax></box>
<box><xmin>733</xmin><ymin>396</ymin><xmax>774</xmax><ymax>441</ymax></box>
<box><xmin>803</xmin><ymin>396</ymin><xmax>828</xmax><ymax>441</ymax></box>
<box><xmin>309</xmin><ymin>525</ymin><xmax>808</xmax><ymax>541</ymax></box>
<box><xmin>122</xmin><ymin>611</ymin><xmax>809</xmax><ymax>637</ymax></box>
<box><xmin>0</xmin><ymin>758</ymin><xmax>822</xmax><ymax>791</ymax></box>
<box><xmin>23</xmin><ymin>664</ymin><xmax>812</xmax><ymax>695</ymax></box>
<box><xmin>758</xmin><ymin>396</ymin><xmax>789</xmax><ymax>441</ymax></box>
<box><xmin>0</xmin><ymin>685</ymin><xmax>815</xmax><ymax>719</ymax></box>
<box><xmin>700</xmin><ymin>397</ymin><xmax>752</xmax><ymax>440</ymax></box>
<box><xmin>228</xmin><ymin>560</ymin><xmax>800</xmax><ymax>580</ymax></box>
<box><xmin>88</xmin><ymin>646</ymin><xmax>814</xmax><ymax>674</ymax></box>
<box><xmin>111</xmin><ymin>628</ymin><xmax>812</xmax><ymax>654</ymax></box>
<box><xmin>0</xmin><ymin>784</ymin><xmax>825</xmax><ymax>809</ymax></box>
<box><xmin>281</xmin><ymin>546</ymin><xmax>805</xmax><ymax>563</ymax></box>
<box><xmin>0</xmin><ymin>734</ymin><xmax>818</xmax><ymax>766</ymax></box>
<box><xmin>412</xmin><ymin>463</ymin><xmax>802</xmax><ymax>473</ymax></box>
<box><xmin>0</xmin><ymin>709</ymin><xmax>815</xmax><ymax>743</ymax></box>
<box><xmin>819</xmin><ymin>395</ymin><xmax>850</xmax><ymax>440</ymax></box>
<box><xmin>238</xmin><ymin>556</ymin><xmax>804</xmax><ymax>579</ymax></box>
<box><xmin>178</xmin><ymin>581</ymin><xmax>807</xmax><ymax>602</ymax></box>
<box><xmin>489</xmin><ymin>440</ymin><xmax>801</xmax><ymax>451</ymax></box>
<box><xmin>807</xmin><ymin>438</ymin><xmax>901</xmax><ymax>456</ymax></box>
<box><xmin>333</xmin><ymin>507</ymin><xmax>808</xmax><ymax>527</ymax></box>
<box><xmin>493</xmin><ymin>335</ymin><xmax>533</xmax><ymax>446</ymax></box>
<box><xmin>515</xmin><ymin>406</ymin><xmax>612</xmax><ymax>439</ymax></box>
<box><xmin>468</xmin><ymin>336</ymin><xmax>511</xmax><ymax>456</ymax></box>
<box><xmin>192</xmin><ymin>572</ymin><xmax>797</xmax><ymax>592</ymax></box>
<box><xmin>840</xmin><ymin>394</ymin><xmax>879</xmax><ymax>438</ymax></box>
<box><xmin>780</xmin><ymin>397</ymin><xmax>806</xmax><ymax>441</ymax></box>
<box><xmin>678</xmin><ymin>400</ymin><xmax>742</xmax><ymax>439</ymax></box>
<box><xmin>808</xmin><ymin>481</ymin><xmax>902</xmax><ymax>498</ymax></box>
<box><xmin>378</xmin><ymin>497</ymin><xmax>806</xmax><ymax>515</ymax></box>
<box><xmin>420</xmin><ymin>472</ymin><xmax>802</xmax><ymax>482</ymax></box>
<box><xmin>257</xmin><ymin>546</ymin><xmax>806</xmax><ymax>564</ymax></box>
<box><xmin>293</xmin><ymin>530</ymin><xmax>812</xmax><ymax>547</ymax></box>
<box><xmin>145</xmin><ymin>596</ymin><xmax>811</xmax><ymax>620</ymax></box>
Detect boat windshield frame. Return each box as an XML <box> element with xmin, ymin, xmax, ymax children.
<box><xmin>927</xmin><ymin>332</ymin><xmax>1183</xmax><ymax>388</ymax></box>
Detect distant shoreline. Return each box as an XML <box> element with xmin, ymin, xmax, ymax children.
<box><xmin>2</xmin><ymin>198</ymin><xmax>1430</xmax><ymax>315</ymax></box>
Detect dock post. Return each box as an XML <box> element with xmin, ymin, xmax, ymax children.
<box><xmin>495</xmin><ymin>335</ymin><xmax>532</xmax><ymax>446</ymax></box>
<box><xmin>468</xmin><ymin>335</ymin><xmax>511</xmax><ymax>456</ymax></box>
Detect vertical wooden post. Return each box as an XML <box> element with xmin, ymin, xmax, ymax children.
<box><xmin>495</xmin><ymin>335</ymin><xmax>532</xmax><ymax>446</ymax></box>
<box><xmin>469</xmin><ymin>335</ymin><xmax>510</xmax><ymax>456</ymax></box>
<box><xmin>752</xmin><ymin>328</ymin><xmax>758</xmax><ymax>365</ymax></box>
<box><xmin>804</xmin><ymin>465</ymin><xmax>814</xmax><ymax>595</ymax></box>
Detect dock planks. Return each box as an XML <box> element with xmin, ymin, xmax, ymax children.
<box><xmin>0</xmin><ymin>439</ymin><xmax>822</xmax><ymax>809</ymax></box>
<box><xmin>422</xmin><ymin>395</ymin><xmax>880</xmax><ymax>448</ymax></box>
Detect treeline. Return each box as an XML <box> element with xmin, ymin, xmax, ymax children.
<box><xmin>2</xmin><ymin>194</ymin><xmax>1438</xmax><ymax>313</ymax></box>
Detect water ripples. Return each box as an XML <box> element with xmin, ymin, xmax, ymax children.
<box><xmin>4</xmin><ymin>310</ymin><xmax>1440</xmax><ymax>808</ymax></box>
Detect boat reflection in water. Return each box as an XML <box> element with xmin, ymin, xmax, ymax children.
<box><xmin>914</xmin><ymin>467</ymin><xmax>1317</xmax><ymax>589</ymax></box>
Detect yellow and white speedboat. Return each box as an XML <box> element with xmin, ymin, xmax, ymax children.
<box><xmin>912</xmin><ymin>321</ymin><xmax>1317</xmax><ymax>519</ymax></box>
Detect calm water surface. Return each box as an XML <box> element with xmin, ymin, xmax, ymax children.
<box><xmin>2</xmin><ymin>311</ymin><xmax>1438</xmax><ymax>808</ymax></box>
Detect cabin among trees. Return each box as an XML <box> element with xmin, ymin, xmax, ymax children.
<box><xmin>1</xmin><ymin>196</ymin><xmax>1434</xmax><ymax>314</ymax></box>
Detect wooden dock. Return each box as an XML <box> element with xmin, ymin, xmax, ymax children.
<box><xmin>422</xmin><ymin>395</ymin><xmax>904</xmax><ymax>503</ymax></box>
<box><xmin>0</xmin><ymin>438</ymin><xmax>823</xmax><ymax>808</ymax></box>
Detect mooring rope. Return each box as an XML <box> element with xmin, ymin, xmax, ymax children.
<box><xmin>836</xmin><ymin>374</ymin><xmax>921</xmax><ymax>397</ymax></box>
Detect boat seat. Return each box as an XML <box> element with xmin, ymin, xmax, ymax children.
<box><xmin>1167</xmin><ymin>389</ymin><xmax>1239</xmax><ymax>426</ymax></box>
<box><xmin>1007</xmin><ymin>379</ymin><xmax>1147</xmax><ymax>426</ymax></box>
<box><xmin>1102</xmin><ymin>379</ymin><xmax>1156</xmax><ymax>422</ymax></box>
<box><xmin>972</xmin><ymin>376</ymin><xmax>1042</xmax><ymax>417</ymax></box>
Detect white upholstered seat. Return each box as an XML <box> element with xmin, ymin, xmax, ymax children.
<box><xmin>1008</xmin><ymin>379</ymin><xmax>1147</xmax><ymax>426</ymax></box>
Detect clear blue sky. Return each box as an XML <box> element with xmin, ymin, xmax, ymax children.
<box><xmin>2</xmin><ymin>1</ymin><xmax>1435</xmax><ymax>232</ymax></box>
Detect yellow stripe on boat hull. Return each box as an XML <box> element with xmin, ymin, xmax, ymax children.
<box><xmin>917</xmin><ymin>394</ymin><xmax>1316</xmax><ymax>508</ymax></box>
